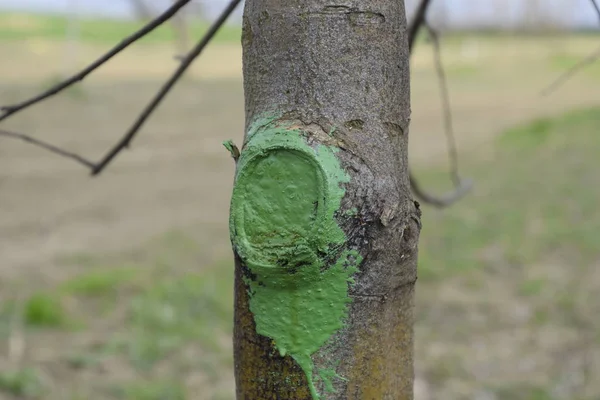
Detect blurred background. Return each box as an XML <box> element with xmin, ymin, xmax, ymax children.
<box><xmin>0</xmin><ymin>1</ymin><xmax>599</xmax><ymax>399</ymax></box>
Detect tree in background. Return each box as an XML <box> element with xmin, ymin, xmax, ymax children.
<box><xmin>128</xmin><ymin>0</ymin><xmax>208</xmax><ymax>59</ymax></box>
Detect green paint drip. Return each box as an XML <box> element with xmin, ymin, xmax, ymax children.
<box><xmin>230</xmin><ymin>117</ymin><xmax>360</xmax><ymax>399</ymax></box>
<box><xmin>318</xmin><ymin>367</ymin><xmax>347</xmax><ymax>394</ymax></box>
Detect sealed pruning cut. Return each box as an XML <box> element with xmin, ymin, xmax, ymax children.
<box><xmin>229</xmin><ymin>117</ymin><xmax>361</xmax><ymax>398</ymax></box>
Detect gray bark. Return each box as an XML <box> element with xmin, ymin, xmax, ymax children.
<box><xmin>233</xmin><ymin>1</ymin><xmax>420</xmax><ymax>398</ymax></box>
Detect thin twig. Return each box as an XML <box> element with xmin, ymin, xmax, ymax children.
<box><xmin>410</xmin><ymin>173</ymin><xmax>473</xmax><ymax>208</ymax></box>
<box><xmin>407</xmin><ymin>0</ymin><xmax>472</xmax><ymax>208</ymax></box>
<box><xmin>91</xmin><ymin>0</ymin><xmax>242</xmax><ymax>175</ymax></box>
<box><xmin>0</xmin><ymin>129</ymin><xmax>95</xmax><ymax>168</ymax></box>
<box><xmin>425</xmin><ymin>21</ymin><xmax>460</xmax><ymax>186</ymax></box>
<box><xmin>541</xmin><ymin>46</ymin><xmax>600</xmax><ymax>96</ymax></box>
<box><xmin>541</xmin><ymin>0</ymin><xmax>600</xmax><ymax>96</ymax></box>
<box><xmin>0</xmin><ymin>0</ymin><xmax>192</xmax><ymax>123</ymax></box>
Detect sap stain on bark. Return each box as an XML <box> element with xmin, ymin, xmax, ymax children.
<box><xmin>230</xmin><ymin>116</ymin><xmax>362</xmax><ymax>399</ymax></box>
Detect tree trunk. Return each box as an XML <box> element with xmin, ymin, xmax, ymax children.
<box><xmin>229</xmin><ymin>1</ymin><xmax>420</xmax><ymax>399</ymax></box>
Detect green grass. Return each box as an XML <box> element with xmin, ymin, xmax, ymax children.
<box><xmin>0</xmin><ymin>12</ymin><xmax>241</xmax><ymax>44</ymax></box>
<box><xmin>60</xmin><ymin>268</ymin><xmax>139</xmax><ymax>296</ymax></box>
<box><xmin>549</xmin><ymin>53</ymin><xmax>600</xmax><ymax>78</ymax></box>
<box><xmin>417</xmin><ymin>106</ymin><xmax>600</xmax><ymax>281</ymax></box>
<box><xmin>23</xmin><ymin>293</ymin><xmax>69</xmax><ymax>328</ymax></box>
<box><xmin>2</xmin><ymin>107</ymin><xmax>599</xmax><ymax>398</ymax></box>
<box><xmin>123</xmin><ymin>266</ymin><xmax>233</xmax><ymax>370</ymax></box>
<box><xmin>0</xmin><ymin>368</ymin><xmax>46</xmax><ymax>398</ymax></box>
<box><xmin>518</xmin><ymin>278</ymin><xmax>547</xmax><ymax>297</ymax></box>
<box><xmin>114</xmin><ymin>380</ymin><xmax>186</xmax><ymax>400</ymax></box>
<box><xmin>491</xmin><ymin>385</ymin><xmax>553</xmax><ymax>400</ymax></box>
<box><xmin>47</xmin><ymin>232</ymin><xmax>233</xmax><ymax>389</ymax></box>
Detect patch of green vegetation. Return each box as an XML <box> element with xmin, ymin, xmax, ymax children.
<box><xmin>418</xmin><ymin>107</ymin><xmax>600</xmax><ymax>281</ymax></box>
<box><xmin>499</xmin><ymin>107</ymin><xmax>600</xmax><ymax>149</ymax></box>
<box><xmin>60</xmin><ymin>268</ymin><xmax>139</xmax><ymax>296</ymax></box>
<box><xmin>0</xmin><ymin>13</ymin><xmax>241</xmax><ymax>44</ymax></box>
<box><xmin>426</xmin><ymin>355</ymin><xmax>470</xmax><ymax>383</ymax></box>
<box><xmin>23</xmin><ymin>292</ymin><xmax>68</xmax><ymax>328</ymax></box>
<box><xmin>499</xmin><ymin>118</ymin><xmax>554</xmax><ymax>149</ymax></box>
<box><xmin>491</xmin><ymin>385</ymin><xmax>553</xmax><ymax>400</ymax></box>
<box><xmin>52</xmin><ymin>230</ymin><xmax>233</xmax><ymax>377</ymax></box>
<box><xmin>518</xmin><ymin>278</ymin><xmax>546</xmax><ymax>297</ymax></box>
<box><xmin>122</xmin><ymin>262</ymin><xmax>233</xmax><ymax>370</ymax></box>
<box><xmin>0</xmin><ymin>368</ymin><xmax>46</xmax><ymax>398</ymax></box>
<box><xmin>532</xmin><ymin>309</ymin><xmax>550</xmax><ymax>325</ymax></box>
<box><xmin>114</xmin><ymin>380</ymin><xmax>186</xmax><ymax>400</ymax></box>
<box><xmin>550</xmin><ymin>53</ymin><xmax>600</xmax><ymax>77</ymax></box>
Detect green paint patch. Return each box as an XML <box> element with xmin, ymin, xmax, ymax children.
<box><xmin>230</xmin><ymin>117</ymin><xmax>360</xmax><ymax>398</ymax></box>
<box><xmin>317</xmin><ymin>367</ymin><xmax>347</xmax><ymax>394</ymax></box>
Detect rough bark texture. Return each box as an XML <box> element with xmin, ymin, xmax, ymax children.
<box><xmin>231</xmin><ymin>1</ymin><xmax>419</xmax><ymax>399</ymax></box>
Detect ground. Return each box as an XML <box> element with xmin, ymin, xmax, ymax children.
<box><xmin>0</xmin><ymin>14</ymin><xmax>599</xmax><ymax>400</ymax></box>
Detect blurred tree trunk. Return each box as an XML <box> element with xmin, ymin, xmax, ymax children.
<box><xmin>128</xmin><ymin>0</ymin><xmax>190</xmax><ymax>58</ymax></box>
<box><xmin>129</xmin><ymin>0</ymin><xmax>155</xmax><ymax>20</ymax></box>
<box><xmin>229</xmin><ymin>1</ymin><xmax>420</xmax><ymax>399</ymax></box>
<box><xmin>171</xmin><ymin>0</ymin><xmax>189</xmax><ymax>58</ymax></box>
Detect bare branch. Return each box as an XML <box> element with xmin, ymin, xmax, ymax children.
<box><xmin>0</xmin><ymin>0</ymin><xmax>192</xmax><ymax>123</ymax></box>
<box><xmin>0</xmin><ymin>0</ymin><xmax>241</xmax><ymax>175</ymax></box>
<box><xmin>425</xmin><ymin>21</ymin><xmax>460</xmax><ymax>186</ymax></box>
<box><xmin>540</xmin><ymin>0</ymin><xmax>600</xmax><ymax>95</ymax></box>
<box><xmin>406</xmin><ymin>0</ymin><xmax>473</xmax><ymax>208</ymax></box>
<box><xmin>541</xmin><ymin>46</ymin><xmax>600</xmax><ymax>96</ymax></box>
<box><xmin>408</xmin><ymin>0</ymin><xmax>433</xmax><ymax>52</ymax></box>
<box><xmin>91</xmin><ymin>0</ymin><xmax>242</xmax><ymax>175</ymax></box>
<box><xmin>410</xmin><ymin>173</ymin><xmax>473</xmax><ymax>208</ymax></box>
<box><xmin>0</xmin><ymin>129</ymin><xmax>95</xmax><ymax>169</ymax></box>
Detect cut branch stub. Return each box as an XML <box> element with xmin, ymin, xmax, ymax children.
<box><xmin>230</xmin><ymin>116</ymin><xmax>361</xmax><ymax>399</ymax></box>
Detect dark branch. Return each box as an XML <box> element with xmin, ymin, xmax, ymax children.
<box><xmin>540</xmin><ymin>0</ymin><xmax>600</xmax><ymax>95</ymax></box>
<box><xmin>91</xmin><ymin>0</ymin><xmax>242</xmax><ymax>175</ymax></box>
<box><xmin>0</xmin><ymin>129</ymin><xmax>95</xmax><ymax>169</ymax></box>
<box><xmin>0</xmin><ymin>0</ymin><xmax>241</xmax><ymax>175</ymax></box>
<box><xmin>426</xmin><ymin>21</ymin><xmax>460</xmax><ymax>186</ymax></box>
<box><xmin>408</xmin><ymin>0</ymin><xmax>432</xmax><ymax>52</ymax></box>
<box><xmin>407</xmin><ymin>1</ymin><xmax>472</xmax><ymax>208</ymax></box>
<box><xmin>0</xmin><ymin>0</ymin><xmax>192</xmax><ymax>123</ymax></box>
